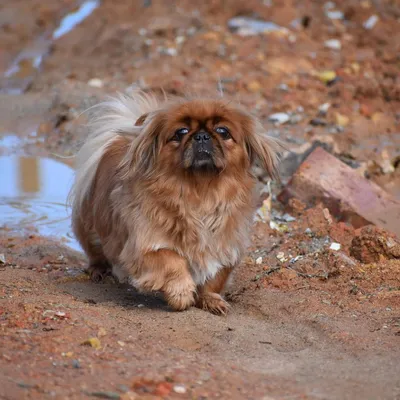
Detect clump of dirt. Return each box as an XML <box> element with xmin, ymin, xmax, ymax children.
<box><xmin>350</xmin><ymin>225</ymin><xmax>400</xmax><ymax>263</ymax></box>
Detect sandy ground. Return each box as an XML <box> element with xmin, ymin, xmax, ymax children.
<box><xmin>0</xmin><ymin>1</ymin><xmax>399</xmax><ymax>399</ymax></box>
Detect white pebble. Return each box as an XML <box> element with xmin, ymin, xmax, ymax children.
<box><xmin>329</xmin><ymin>243</ymin><xmax>341</xmax><ymax>251</ymax></box>
<box><xmin>326</xmin><ymin>10</ymin><xmax>344</xmax><ymax>20</ymax></box>
<box><xmin>87</xmin><ymin>78</ymin><xmax>104</xmax><ymax>88</ymax></box>
<box><xmin>255</xmin><ymin>257</ymin><xmax>263</xmax><ymax>265</ymax></box>
<box><xmin>324</xmin><ymin>39</ymin><xmax>341</xmax><ymax>50</ymax></box>
<box><xmin>363</xmin><ymin>15</ymin><xmax>379</xmax><ymax>30</ymax></box>
<box><xmin>173</xmin><ymin>384</ymin><xmax>187</xmax><ymax>394</ymax></box>
<box><xmin>268</xmin><ymin>112</ymin><xmax>290</xmax><ymax>125</ymax></box>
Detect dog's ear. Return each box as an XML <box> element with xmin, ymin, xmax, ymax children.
<box><xmin>241</xmin><ymin>115</ymin><xmax>280</xmax><ymax>181</ymax></box>
<box><xmin>123</xmin><ymin>112</ymin><xmax>166</xmax><ymax>178</ymax></box>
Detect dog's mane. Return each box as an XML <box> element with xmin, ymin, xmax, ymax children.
<box><xmin>68</xmin><ymin>90</ymin><xmax>162</xmax><ymax>209</ymax></box>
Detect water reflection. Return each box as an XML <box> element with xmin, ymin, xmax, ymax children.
<box><xmin>53</xmin><ymin>0</ymin><xmax>100</xmax><ymax>40</ymax></box>
<box><xmin>0</xmin><ymin>156</ymin><xmax>80</xmax><ymax>251</ymax></box>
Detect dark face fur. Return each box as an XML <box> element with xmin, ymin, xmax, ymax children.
<box><xmin>170</xmin><ymin>115</ymin><xmax>234</xmax><ymax>172</ymax></box>
<box><xmin>130</xmin><ymin>99</ymin><xmax>278</xmax><ymax>180</ymax></box>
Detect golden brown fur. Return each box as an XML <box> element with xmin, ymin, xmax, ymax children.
<box><xmin>70</xmin><ymin>91</ymin><xmax>279</xmax><ymax>314</ymax></box>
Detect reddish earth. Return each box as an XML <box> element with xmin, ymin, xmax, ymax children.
<box><xmin>0</xmin><ymin>1</ymin><xmax>399</xmax><ymax>399</ymax></box>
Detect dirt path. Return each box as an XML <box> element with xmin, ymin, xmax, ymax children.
<box><xmin>1</xmin><ymin>1</ymin><xmax>399</xmax><ymax>399</ymax></box>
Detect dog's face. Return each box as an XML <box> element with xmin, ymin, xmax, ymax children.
<box><xmin>131</xmin><ymin>99</ymin><xmax>278</xmax><ymax>180</ymax></box>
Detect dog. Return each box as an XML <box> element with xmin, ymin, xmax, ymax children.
<box><xmin>69</xmin><ymin>91</ymin><xmax>279</xmax><ymax>314</ymax></box>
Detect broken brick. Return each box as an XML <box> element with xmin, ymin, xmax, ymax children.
<box><xmin>278</xmin><ymin>147</ymin><xmax>400</xmax><ymax>238</ymax></box>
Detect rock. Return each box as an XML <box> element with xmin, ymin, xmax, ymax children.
<box><xmin>87</xmin><ymin>78</ymin><xmax>104</xmax><ymax>88</ymax></box>
<box><xmin>268</xmin><ymin>112</ymin><xmax>290</xmax><ymax>125</ymax></box>
<box><xmin>335</xmin><ymin>113</ymin><xmax>350</xmax><ymax>127</ymax></box>
<box><xmin>350</xmin><ymin>226</ymin><xmax>400</xmax><ymax>263</ymax></box>
<box><xmin>330</xmin><ymin>243</ymin><xmax>341</xmax><ymax>251</ymax></box>
<box><xmin>173</xmin><ymin>384</ymin><xmax>187</xmax><ymax>394</ymax></box>
<box><xmin>326</xmin><ymin>11</ymin><xmax>344</xmax><ymax>19</ymax></box>
<box><xmin>81</xmin><ymin>337</ymin><xmax>101</xmax><ymax>349</ymax></box>
<box><xmin>228</xmin><ymin>17</ymin><xmax>288</xmax><ymax>37</ymax></box>
<box><xmin>278</xmin><ymin>147</ymin><xmax>400</xmax><ymax>238</ymax></box>
<box><xmin>363</xmin><ymin>15</ymin><xmax>379</xmax><ymax>30</ymax></box>
<box><xmin>310</xmin><ymin>118</ymin><xmax>327</xmax><ymax>126</ymax></box>
<box><xmin>317</xmin><ymin>71</ymin><xmax>337</xmax><ymax>85</ymax></box>
<box><xmin>0</xmin><ymin>254</ymin><xmax>5</xmax><ymax>264</ymax></box>
<box><xmin>324</xmin><ymin>39</ymin><xmax>341</xmax><ymax>50</ymax></box>
<box><xmin>318</xmin><ymin>102</ymin><xmax>331</xmax><ymax>116</ymax></box>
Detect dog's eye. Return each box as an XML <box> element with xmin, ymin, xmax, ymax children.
<box><xmin>171</xmin><ymin>127</ymin><xmax>189</xmax><ymax>141</ymax></box>
<box><xmin>215</xmin><ymin>126</ymin><xmax>231</xmax><ymax>140</ymax></box>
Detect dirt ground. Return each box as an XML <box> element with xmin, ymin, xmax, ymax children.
<box><xmin>0</xmin><ymin>1</ymin><xmax>399</xmax><ymax>399</ymax></box>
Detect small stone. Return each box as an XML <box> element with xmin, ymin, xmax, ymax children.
<box><xmin>255</xmin><ymin>257</ymin><xmax>263</xmax><ymax>265</ymax></box>
<box><xmin>324</xmin><ymin>39</ymin><xmax>341</xmax><ymax>50</ymax></box>
<box><xmin>330</xmin><ymin>243</ymin><xmax>341</xmax><ymax>251</ymax></box>
<box><xmin>363</xmin><ymin>15</ymin><xmax>379</xmax><ymax>30</ymax></box>
<box><xmin>277</xmin><ymin>83</ymin><xmax>289</xmax><ymax>91</ymax></box>
<box><xmin>72</xmin><ymin>359</ymin><xmax>81</xmax><ymax>369</ymax></box>
<box><xmin>98</xmin><ymin>327</ymin><xmax>107</xmax><ymax>337</ymax></box>
<box><xmin>173</xmin><ymin>384</ymin><xmax>187</xmax><ymax>394</ymax></box>
<box><xmin>268</xmin><ymin>112</ymin><xmax>290</xmax><ymax>125</ymax></box>
<box><xmin>247</xmin><ymin>80</ymin><xmax>262</xmax><ymax>93</ymax></box>
<box><xmin>81</xmin><ymin>337</ymin><xmax>101</xmax><ymax>350</ymax></box>
<box><xmin>87</xmin><ymin>78</ymin><xmax>104</xmax><ymax>88</ymax></box>
<box><xmin>0</xmin><ymin>254</ymin><xmax>5</xmax><ymax>264</ymax></box>
<box><xmin>350</xmin><ymin>63</ymin><xmax>360</xmax><ymax>74</ymax></box>
<box><xmin>325</xmin><ymin>10</ymin><xmax>344</xmax><ymax>20</ymax></box>
<box><xmin>228</xmin><ymin>17</ymin><xmax>289</xmax><ymax>37</ymax></box>
<box><xmin>165</xmin><ymin>48</ymin><xmax>177</xmax><ymax>56</ymax></box>
<box><xmin>175</xmin><ymin>36</ymin><xmax>185</xmax><ymax>45</ymax></box>
<box><xmin>317</xmin><ymin>71</ymin><xmax>336</xmax><ymax>85</ymax></box>
<box><xmin>323</xmin><ymin>208</ymin><xmax>333</xmax><ymax>224</ymax></box>
<box><xmin>318</xmin><ymin>102</ymin><xmax>331</xmax><ymax>116</ymax></box>
<box><xmin>335</xmin><ymin>113</ymin><xmax>350</xmax><ymax>127</ymax></box>
<box><xmin>276</xmin><ymin>252</ymin><xmax>287</xmax><ymax>262</ymax></box>
<box><xmin>310</xmin><ymin>118</ymin><xmax>327</xmax><ymax>126</ymax></box>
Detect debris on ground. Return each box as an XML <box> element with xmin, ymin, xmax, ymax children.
<box><xmin>279</xmin><ymin>147</ymin><xmax>400</xmax><ymax>238</ymax></box>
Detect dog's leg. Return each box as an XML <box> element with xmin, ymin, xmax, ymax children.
<box><xmin>72</xmin><ymin>214</ymin><xmax>111</xmax><ymax>282</ymax></box>
<box><xmin>196</xmin><ymin>267</ymin><xmax>233</xmax><ymax>315</ymax></box>
<box><xmin>133</xmin><ymin>249</ymin><xmax>196</xmax><ymax>311</ymax></box>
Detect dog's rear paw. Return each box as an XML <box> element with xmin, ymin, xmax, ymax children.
<box><xmin>86</xmin><ymin>262</ymin><xmax>111</xmax><ymax>283</ymax></box>
<box><xmin>196</xmin><ymin>292</ymin><xmax>230</xmax><ymax>315</ymax></box>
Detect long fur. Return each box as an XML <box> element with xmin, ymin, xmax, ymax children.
<box><xmin>69</xmin><ymin>90</ymin><xmax>279</xmax><ymax>314</ymax></box>
<box><xmin>68</xmin><ymin>91</ymin><xmax>160</xmax><ymax>210</ymax></box>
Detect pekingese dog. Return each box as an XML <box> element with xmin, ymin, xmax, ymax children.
<box><xmin>69</xmin><ymin>90</ymin><xmax>279</xmax><ymax>314</ymax></box>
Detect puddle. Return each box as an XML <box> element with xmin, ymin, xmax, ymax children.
<box><xmin>0</xmin><ymin>133</ymin><xmax>44</xmax><ymax>155</ymax></box>
<box><xmin>0</xmin><ymin>156</ymin><xmax>80</xmax><ymax>251</ymax></box>
<box><xmin>0</xmin><ymin>0</ymin><xmax>100</xmax><ymax>94</ymax></box>
<box><xmin>52</xmin><ymin>0</ymin><xmax>100</xmax><ymax>40</ymax></box>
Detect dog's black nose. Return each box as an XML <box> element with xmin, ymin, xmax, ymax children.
<box><xmin>194</xmin><ymin>132</ymin><xmax>211</xmax><ymax>142</ymax></box>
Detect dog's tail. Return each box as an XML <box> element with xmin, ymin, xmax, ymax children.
<box><xmin>68</xmin><ymin>90</ymin><xmax>160</xmax><ymax>210</ymax></box>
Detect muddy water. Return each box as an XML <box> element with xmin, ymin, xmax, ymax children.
<box><xmin>0</xmin><ymin>0</ymin><xmax>100</xmax><ymax>94</ymax></box>
<box><xmin>52</xmin><ymin>0</ymin><xmax>100</xmax><ymax>40</ymax></box>
<box><xmin>0</xmin><ymin>155</ymin><xmax>80</xmax><ymax>251</ymax></box>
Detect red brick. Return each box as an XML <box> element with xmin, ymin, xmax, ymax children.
<box><xmin>278</xmin><ymin>147</ymin><xmax>400</xmax><ymax>238</ymax></box>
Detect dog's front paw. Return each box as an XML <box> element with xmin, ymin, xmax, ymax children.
<box><xmin>196</xmin><ymin>292</ymin><xmax>230</xmax><ymax>315</ymax></box>
<box><xmin>163</xmin><ymin>276</ymin><xmax>196</xmax><ymax>311</ymax></box>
